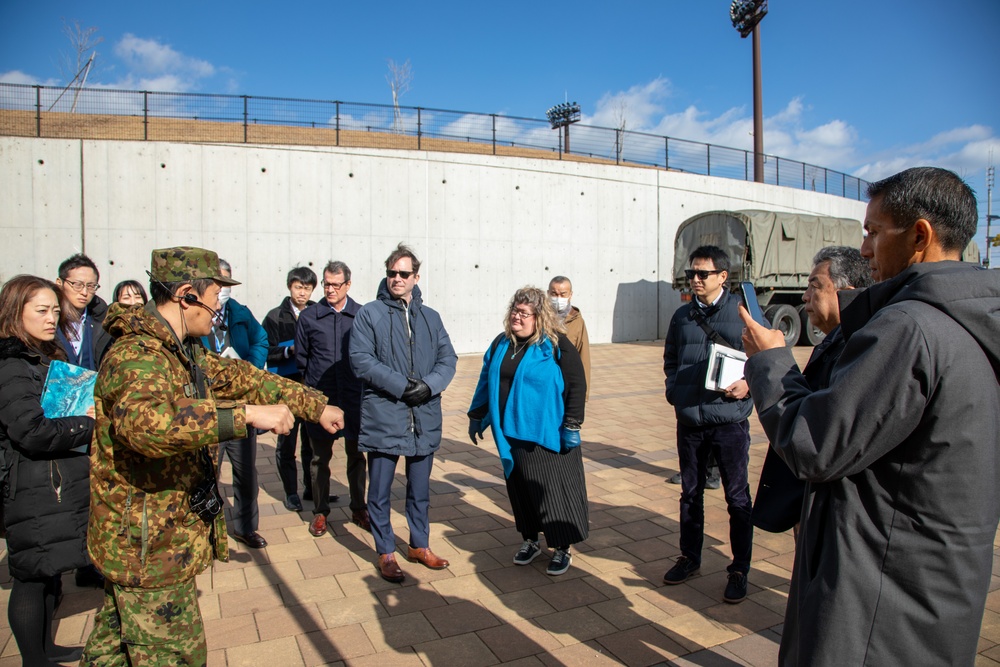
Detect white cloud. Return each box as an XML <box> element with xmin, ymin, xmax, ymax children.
<box><xmin>853</xmin><ymin>126</ymin><xmax>996</xmax><ymax>183</ymax></box>
<box><xmin>589</xmin><ymin>78</ymin><xmax>994</xmax><ymax>188</ymax></box>
<box><xmin>110</xmin><ymin>34</ymin><xmax>219</xmax><ymax>92</ymax></box>
<box><xmin>0</xmin><ymin>70</ymin><xmax>59</xmax><ymax>86</ymax></box>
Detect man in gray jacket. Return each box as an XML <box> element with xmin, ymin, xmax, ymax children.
<box><xmin>349</xmin><ymin>244</ymin><xmax>457</xmax><ymax>583</ymax></box>
<box><xmin>741</xmin><ymin>167</ymin><xmax>1000</xmax><ymax>666</ymax></box>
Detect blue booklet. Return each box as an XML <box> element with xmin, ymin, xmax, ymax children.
<box><xmin>267</xmin><ymin>340</ymin><xmax>298</xmax><ymax>377</ymax></box>
<box><xmin>41</xmin><ymin>360</ymin><xmax>97</xmax><ymax>419</ymax></box>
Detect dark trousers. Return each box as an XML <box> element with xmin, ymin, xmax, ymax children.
<box><xmin>367</xmin><ymin>452</ymin><xmax>433</xmax><ymax>556</ymax></box>
<box><xmin>677</xmin><ymin>420</ymin><xmax>753</xmax><ymax>573</ymax></box>
<box><xmin>218</xmin><ymin>431</ymin><xmax>259</xmax><ymax>535</ymax></box>
<box><xmin>307</xmin><ymin>424</ymin><xmax>367</xmax><ymax>515</ymax></box>
<box><xmin>276</xmin><ymin>417</ymin><xmax>313</xmax><ymax>498</ymax></box>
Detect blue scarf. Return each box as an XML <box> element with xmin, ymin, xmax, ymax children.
<box><xmin>473</xmin><ymin>337</ymin><xmax>564</xmax><ymax>478</ymax></box>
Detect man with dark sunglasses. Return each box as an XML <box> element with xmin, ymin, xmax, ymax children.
<box><xmin>349</xmin><ymin>243</ymin><xmax>457</xmax><ymax>583</ymax></box>
<box><xmin>661</xmin><ymin>245</ymin><xmax>754</xmax><ymax>604</ymax></box>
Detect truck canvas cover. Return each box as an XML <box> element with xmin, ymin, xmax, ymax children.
<box><xmin>672</xmin><ymin>210</ymin><xmax>863</xmax><ymax>290</ymax></box>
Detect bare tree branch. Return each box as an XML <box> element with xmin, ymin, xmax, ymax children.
<box><xmin>386</xmin><ymin>59</ymin><xmax>413</xmax><ymax>134</ymax></box>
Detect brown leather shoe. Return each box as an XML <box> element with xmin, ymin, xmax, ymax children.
<box><xmin>308</xmin><ymin>514</ymin><xmax>327</xmax><ymax>537</ymax></box>
<box><xmin>351</xmin><ymin>509</ymin><xmax>371</xmax><ymax>532</ymax></box>
<box><xmin>406</xmin><ymin>546</ymin><xmax>450</xmax><ymax>570</ymax></box>
<box><xmin>377</xmin><ymin>554</ymin><xmax>405</xmax><ymax>583</ymax></box>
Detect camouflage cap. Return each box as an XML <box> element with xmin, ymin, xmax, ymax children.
<box><xmin>149</xmin><ymin>247</ymin><xmax>241</xmax><ymax>286</ymax></box>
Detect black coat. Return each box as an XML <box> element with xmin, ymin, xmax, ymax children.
<box><xmin>56</xmin><ymin>295</ymin><xmax>113</xmax><ymax>370</ymax></box>
<box><xmin>752</xmin><ymin>326</ymin><xmax>845</xmax><ymax>532</ymax></box>
<box><xmin>0</xmin><ymin>337</ymin><xmax>93</xmax><ymax>580</ymax></box>
<box><xmin>295</xmin><ymin>296</ymin><xmax>363</xmax><ymax>438</ymax></box>
<box><xmin>745</xmin><ymin>262</ymin><xmax>1000</xmax><ymax>666</ymax></box>
<box><xmin>262</xmin><ymin>296</ymin><xmax>315</xmax><ymax>380</ymax></box>
<box><xmin>663</xmin><ymin>290</ymin><xmax>752</xmax><ymax>427</ymax></box>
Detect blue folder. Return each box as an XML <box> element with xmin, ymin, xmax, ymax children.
<box><xmin>267</xmin><ymin>340</ymin><xmax>298</xmax><ymax>377</ymax></box>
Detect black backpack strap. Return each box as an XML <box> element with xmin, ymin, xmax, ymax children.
<box><xmin>688</xmin><ymin>305</ymin><xmax>730</xmax><ymax>347</ymax></box>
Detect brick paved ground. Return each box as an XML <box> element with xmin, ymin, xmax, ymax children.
<box><xmin>2</xmin><ymin>341</ymin><xmax>999</xmax><ymax>665</ymax></box>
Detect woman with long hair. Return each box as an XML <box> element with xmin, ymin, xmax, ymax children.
<box><xmin>0</xmin><ymin>275</ymin><xmax>94</xmax><ymax>665</ymax></box>
<box><xmin>111</xmin><ymin>280</ymin><xmax>148</xmax><ymax>306</ymax></box>
<box><xmin>467</xmin><ymin>286</ymin><xmax>588</xmax><ymax>576</ymax></box>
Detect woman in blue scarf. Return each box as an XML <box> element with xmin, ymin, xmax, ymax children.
<box><xmin>468</xmin><ymin>287</ymin><xmax>588</xmax><ymax>576</ymax></box>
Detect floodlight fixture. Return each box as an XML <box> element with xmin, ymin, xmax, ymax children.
<box><xmin>546</xmin><ymin>102</ymin><xmax>581</xmax><ymax>129</ymax></box>
<box><xmin>730</xmin><ymin>0</ymin><xmax>768</xmax><ymax>38</ymax></box>
<box><xmin>546</xmin><ymin>101</ymin><xmax>582</xmax><ymax>155</ymax></box>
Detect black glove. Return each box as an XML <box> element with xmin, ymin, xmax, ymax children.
<box><xmin>401</xmin><ymin>378</ymin><xmax>432</xmax><ymax>407</ymax></box>
<box><xmin>468</xmin><ymin>418</ymin><xmax>485</xmax><ymax>445</ymax></box>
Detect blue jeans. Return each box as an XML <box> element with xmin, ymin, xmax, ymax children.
<box><xmin>367</xmin><ymin>452</ymin><xmax>434</xmax><ymax>555</ymax></box>
<box><xmin>677</xmin><ymin>420</ymin><xmax>753</xmax><ymax>573</ymax></box>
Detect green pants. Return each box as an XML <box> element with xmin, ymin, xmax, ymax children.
<box><xmin>81</xmin><ymin>578</ymin><xmax>207</xmax><ymax>667</ymax></box>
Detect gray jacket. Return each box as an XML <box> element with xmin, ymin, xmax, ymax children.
<box><xmin>349</xmin><ymin>281</ymin><xmax>456</xmax><ymax>456</ymax></box>
<box><xmin>745</xmin><ymin>261</ymin><xmax>1000</xmax><ymax>666</ymax></box>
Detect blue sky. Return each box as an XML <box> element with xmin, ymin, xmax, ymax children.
<box><xmin>2</xmin><ymin>0</ymin><xmax>998</xmax><ymax>260</ymax></box>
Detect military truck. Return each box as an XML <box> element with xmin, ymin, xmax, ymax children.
<box><xmin>672</xmin><ymin>209</ymin><xmax>863</xmax><ymax>346</ymax></box>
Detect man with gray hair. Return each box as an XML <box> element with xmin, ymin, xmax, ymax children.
<box><xmin>751</xmin><ymin>246</ymin><xmax>872</xmax><ymax>536</ymax></box>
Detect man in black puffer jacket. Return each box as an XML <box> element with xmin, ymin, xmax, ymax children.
<box><xmin>662</xmin><ymin>245</ymin><xmax>754</xmax><ymax>604</ymax></box>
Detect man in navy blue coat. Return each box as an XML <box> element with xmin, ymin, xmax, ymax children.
<box><xmin>662</xmin><ymin>245</ymin><xmax>754</xmax><ymax>604</ymax></box>
<box><xmin>350</xmin><ymin>244</ymin><xmax>457</xmax><ymax>583</ymax></box>
<box><xmin>295</xmin><ymin>261</ymin><xmax>365</xmax><ymax>537</ymax></box>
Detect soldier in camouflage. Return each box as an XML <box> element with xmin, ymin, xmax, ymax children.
<box><xmin>82</xmin><ymin>247</ymin><xmax>345</xmax><ymax>666</ymax></box>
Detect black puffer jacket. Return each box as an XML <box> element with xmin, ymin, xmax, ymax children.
<box><xmin>0</xmin><ymin>337</ymin><xmax>93</xmax><ymax>580</ymax></box>
<box><xmin>663</xmin><ymin>290</ymin><xmax>753</xmax><ymax>427</ymax></box>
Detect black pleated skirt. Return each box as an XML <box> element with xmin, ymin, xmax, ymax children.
<box><xmin>506</xmin><ymin>439</ymin><xmax>589</xmax><ymax>548</ymax></box>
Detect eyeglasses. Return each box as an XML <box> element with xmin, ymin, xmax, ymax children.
<box><xmin>323</xmin><ymin>281</ymin><xmax>347</xmax><ymax>290</ymax></box>
<box><xmin>684</xmin><ymin>269</ymin><xmax>723</xmax><ymax>281</ymax></box>
<box><xmin>386</xmin><ymin>270</ymin><xmax>414</xmax><ymax>279</ymax></box>
<box><xmin>62</xmin><ymin>279</ymin><xmax>100</xmax><ymax>293</ymax></box>
<box><xmin>510</xmin><ymin>310</ymin><xmax>535</xmax><ymax>321</ymax></box>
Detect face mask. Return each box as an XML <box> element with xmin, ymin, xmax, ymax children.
<box><xmin>550</xmin><ymin>296</ymin><xmax>570</xmax><ymax>314</ymax></box>
<box><xmin>217</xmin><ymin>287</ymin><xmax>231</xmax><ymax>307</ymax></box>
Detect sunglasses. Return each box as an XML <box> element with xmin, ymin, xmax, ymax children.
<box><xmin>684</xmin><ymin>269</ymin><xmax>723</xmax><ymax>280</ymax></box>
<box><xmin>386</xmin><ymin>270</ymin><xmax>414</xmax><ymax>279</ymax></box>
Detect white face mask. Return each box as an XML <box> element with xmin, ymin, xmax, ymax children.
<box><xmin>217</xmin><ymin>287</ymin><xmax>232</xmax><ymax>307</ymax></box>
<box><xmin>550</xmin><ymin>296</ymin><xmax>570</xmax><ymax>314</ymax></box>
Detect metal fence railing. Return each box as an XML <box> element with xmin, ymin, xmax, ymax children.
<box><xmin>0</xmin><ymin>82</ymin><xmax>868</xmax><ymax>200</ymax></box>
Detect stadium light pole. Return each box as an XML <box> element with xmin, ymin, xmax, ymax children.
<box><xmin>546</xmin><ymin>102</ymin><xmax>581</xmax><ymax>155</ymax></box>
<box><xmin>987</xmin><ymin>166</ymin><xmax>995</xmax><ymax>269</ymax></box>
<box><xmin>731</xmin><ymin>0</ymin><xmax>768</xmax><ymax>183</ymax></box>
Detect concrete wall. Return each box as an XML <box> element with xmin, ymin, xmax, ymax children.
<box><xmin>0</xmin><ymin>137</ymin><xmax>868</xmax><ymax>354</ymax></box>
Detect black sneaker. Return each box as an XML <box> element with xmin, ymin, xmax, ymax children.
<box><xmin>662</xmin><ymin>556</ymin><xmax>700</xmax><ymax>585</ymax></box>
<box><xmin>705</xmin><ymin>474</ymin><xmax>721</xmax><ymax>490</ymax></box>
<box><xmin>723</xmin><ymin>571</ymin><xmax>748</xmax><ymax>603</ymax></box>
<box><xmin>513</xmin><ymin>540</ymin><xmax>542</xmax><ymax>566</ymax></box>
<box><xmin>547</xmin><ymin>548</ymin><xmax>572</xmax><ymax>576</ymax></box>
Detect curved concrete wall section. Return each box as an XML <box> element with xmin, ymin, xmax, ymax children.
<box><xmin>0</xmin><ymin>137</ymin><xmax>867</xmax><ymax>354</ymax></box>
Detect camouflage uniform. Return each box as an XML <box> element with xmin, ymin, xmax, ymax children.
<box><xmin>82</xmin><ymin>248</ymin><xmax>327</xmax><ymax>666</ymax></box>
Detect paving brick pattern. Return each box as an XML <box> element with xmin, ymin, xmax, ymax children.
<box><xmin>2</xmin><ymin>341</ymin><xmax>998</xmax><ymax>665</ymax></box>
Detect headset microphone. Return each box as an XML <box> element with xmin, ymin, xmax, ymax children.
<box><xmin>146</xmin><ymin>271</ymin><xmax>227</xmax><ymax>331</ymax></box>
<box><xmin>185</xmin><ymin>295</ymin><xmax>228</xmax><ymax>331</ymax></box>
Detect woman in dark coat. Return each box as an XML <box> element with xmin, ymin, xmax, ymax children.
<box><xmin>467</xmin><ymin>287</ymin><xmax>588</xmax><ymax>576</ymax></box>
<box><xmin>0</xmin><ymin>275</ymin><xmax>93</xmax><ymax>665</ymax></box>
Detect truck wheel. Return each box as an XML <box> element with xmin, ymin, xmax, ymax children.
<box><xmin>764</xmin><ymin>304</ymin><xmax>801</xmax><ymax>347</ymax></box>
<box><xmin>798</xmin><ymin>304</ymin><xmax>826</xmax><ymax>346</ymax></box>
